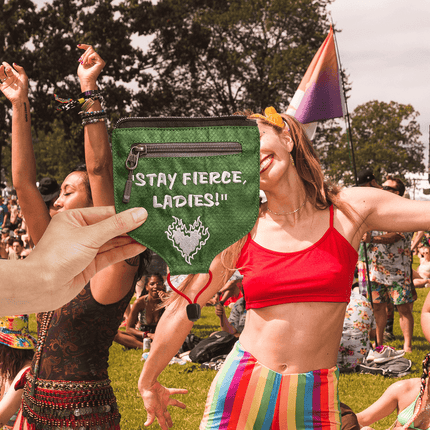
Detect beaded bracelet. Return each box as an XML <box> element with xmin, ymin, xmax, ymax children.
<box><xmin>81</xmin><ymin>98</ymin><xmax>96</xmax><ymax>112</ymax></box>
<box><xmin>81</xmin><ymin>112</ymin><xmax>107</xmax><ymax>123</ymax></box>
<box><xmin>82</xmin><ymin>116</ymin><xmax>107</xmax><ymax>126</ymax></box>
<box><xmin>80</xmin><ymin>109</ymin><xmax>106</xmax><ymax>118</ymax></box>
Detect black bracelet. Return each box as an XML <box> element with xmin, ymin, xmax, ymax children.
<box><xmin>80</xmin><ymin>109</ymin><xmax>106</xmax><ymax>118</ymax></box>
<box><xmin>79</xmin><ymin>89</ymin><xmax>104</xmax><ymax>98</ymax></box>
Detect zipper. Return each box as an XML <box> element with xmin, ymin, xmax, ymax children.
<box><xmin>115</xmin><ymin>115</ymin><xmax>255</xmax><ymax>129</ymax></box>
<box><xmin>122</xmin><ymin>141</ymin><xmax>242</xmax><ymax>203</ymax></box>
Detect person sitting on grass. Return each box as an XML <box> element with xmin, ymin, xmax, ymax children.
<box><xmin>357</xmin><ymin>352</ymin><xmax>430</xmax><ymax>430</ymax></box>
<box><xmin>114</xmin><ymin>273</ymin><xmax>167</xmax><ymax>349</ymax></box>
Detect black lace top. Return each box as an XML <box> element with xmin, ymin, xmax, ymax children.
<box><xmin>35</xmin><ymin>282</ymin><xmax>134</xmax><ymax>381</ymax></box>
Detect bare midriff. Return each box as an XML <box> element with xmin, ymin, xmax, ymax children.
<box><xmin>239</xmin><ymin>301</ymin><xmax>346</xmax><ymax>374</ymax></box>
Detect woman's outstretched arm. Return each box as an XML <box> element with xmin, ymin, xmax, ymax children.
<box><xmin>76</xmin><ymin>45</ymin><xmax>139</xmax><ymax>305</ymax></box>
<box><xmin>0</xmin><ymin>62</ymin><xmax>50</xmax><ymax>244</ymax></box>
<box><xmin>357</xmin><ymin>379</ymin><xmax>418</xmax><ymax>427</ymax></box>
<box><xmin>76</xmin><ymin>44</ymin><xmax>112</xmax><ymax>207</ymax></box>
<box><xmin>139</xmin><ymin>254</ymin><xmax>235</xmax><ymax>429</ymax></box>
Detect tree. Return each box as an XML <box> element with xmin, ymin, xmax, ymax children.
<box><xmin>321</xmin><ymin>101</ymin><xmax>424</xmax><ymax>185</ymax></box>
<box><xmin>0</xmin><ymin>0</ymin><xmax>152</xmax><ymax>182</ymax></box>
<box><xmin>0</xmin><ymin>0</ymin><xmax>36</xmax><ymax>181</ymax></box>
<box><xmin>130</xmin><ymin>0</ymin><xmax>335</xmax><ymax>116</ymax></box>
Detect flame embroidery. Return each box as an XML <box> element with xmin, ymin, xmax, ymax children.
<box><xmin>165</xmin><ymin>216</ymin><xmax>210</xmax><ymax>265</ymax></box>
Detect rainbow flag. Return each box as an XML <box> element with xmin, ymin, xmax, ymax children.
<box><xmin>287</xmin><ymin>27</ymin><xmax>346</xmax><ymax>139</ymax></box>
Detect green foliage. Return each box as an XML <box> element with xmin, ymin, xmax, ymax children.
<box><xmin>33</xmin><ymin>120</ymin><xmax>83</xmax><ymax>181</ymax></box>
<box><xmin>131</xmin><ymin>0</ymin><xmax>334</xmax><ymax>116</ymax></box>
<box><xmin>0</xmin><ymin>0</ymin><xmax>152</xmax><ymax>181</ymax></box>
<box><xmin>320</xmin><ymin>101</ymin><xmax>424</xmax><ymax>185</ymax></box>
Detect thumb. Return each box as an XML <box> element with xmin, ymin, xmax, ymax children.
<box><xmin>144</xmin><ymin>412</ymin><xmax>155</xmax><ymax>427</ymax></box>
<box><xmin>85</xmin><ymin>207</ymin><xmax>148</xmax><ymax>246</ymax></box>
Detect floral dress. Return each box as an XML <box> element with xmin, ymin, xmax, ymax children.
<box><xmin>337</xmin><ymin>291</ymin><xmax>376</xmax><ymax>371</ymax></box>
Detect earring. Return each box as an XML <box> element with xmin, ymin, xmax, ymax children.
<box><xmin>289</xmin><ymin>153</ymin><xmax>295</xmax><ymax>167</ymax></box>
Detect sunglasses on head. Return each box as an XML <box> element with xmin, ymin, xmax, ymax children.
<box><xmin>383</xmin><ymin>185</ymin><xmax>398</xmax><ymax>192</ymax></box>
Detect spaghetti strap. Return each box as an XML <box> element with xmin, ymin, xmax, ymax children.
<box><xmin>330</xmin><ymin>205</ymin><xmax>334</xmax><ymax>228</ymax></box>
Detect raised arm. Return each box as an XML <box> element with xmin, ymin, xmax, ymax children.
<box><xmin>139</xmin><ymin>253</ymin><xmax>235</xmax><ymax>429</ymax></box>
<box><xmin>0</xmin><ymin>62</ymin><xmax>50</xmax><ymax>244</ymax></box>
<box><xmin>76</xmin><ymin>45</ymin><xmax>140</xmax><ymax>305</ymax></box>
<box><xmin>77</xmin><ymin>44</ymin><xmax>112</xmax><ymax>207</ymax></box>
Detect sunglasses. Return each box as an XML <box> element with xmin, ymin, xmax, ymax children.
<box><xmin>383</xmin><ymin>185</ymin><xmax>398</xmax><ymax>192</ymax></box>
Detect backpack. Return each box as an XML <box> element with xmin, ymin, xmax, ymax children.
<box><xmin>189</xmin><ymin>332</ymin><xmax>237</xmax><ymax>363</ymax></box>
<box><xmin>357</xmin><ymin>357</ymin><xmax>412</xmax><ymax>378</ymax></box>
<box><xmin>178</xmin><ymin>333</ymin><xmax>202</xmax><ymax>354</ymax></box>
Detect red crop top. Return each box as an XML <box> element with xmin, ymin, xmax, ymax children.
<box><xmin>236</xmin><ymin>206</ymin><xmax>358</xmax><ymax>310</ymax></box>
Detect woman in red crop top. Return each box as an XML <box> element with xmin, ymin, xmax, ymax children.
<box><xmin>139</xmin><ymin>106</ymin><xmax>430</xmax><ymax>430</ymax></box>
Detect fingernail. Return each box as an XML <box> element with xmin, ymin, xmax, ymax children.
<box><xmin>77</xmin><ymin>44</ymin><xmax>81</xmax><ymax>46</ymax></box>
<box><xmin>132</xmin><ymin>208</ymin><xmax>147</xmax><ymax>222</ymax></box>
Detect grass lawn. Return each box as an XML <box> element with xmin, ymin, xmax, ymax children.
<box><xmin>27</xmin><ymin>256</ymin><xmax>430</xmax><ymax>429</ymax></box>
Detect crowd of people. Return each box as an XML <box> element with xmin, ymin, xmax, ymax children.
<box><xmin>1</xmin><ymin>44</ymin><xmax>430</xmax><ymax>430</ymax></box>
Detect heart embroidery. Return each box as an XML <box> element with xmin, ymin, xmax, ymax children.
<box><xmin>166</xmin><ymin>216</ymin><xmax>210</xmax><ymax>265</ymax></box>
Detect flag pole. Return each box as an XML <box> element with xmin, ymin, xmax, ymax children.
<box><xmin>330</xmin><ymin>21</ymin><xmax>375</xmax><ymax>317</ymax></box>
<box><xmin>330</xmin><ymin>23</ymin><xmax>358</xmax><ymax>184</ymax></box>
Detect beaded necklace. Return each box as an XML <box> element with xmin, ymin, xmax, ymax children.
<box><xmin>30</xmin><ymin>310</ymin><xmax>54</xmax><ymax>396</ymax></box>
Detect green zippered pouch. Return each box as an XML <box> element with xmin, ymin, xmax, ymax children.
<box><xmin>112</xmin><ymin>116</ymin><xmax>260</xmax><ymax>276</ymax></box>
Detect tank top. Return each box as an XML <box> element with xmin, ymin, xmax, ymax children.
<box><xmin>35</xmin><ymin>281</ymin><xmax>134</xmax><ymax>381</ymax></box>
<box><xmin>236</xmin><ymin>205</ymin><xmax>358</xmax><ymax>309</ymax></box>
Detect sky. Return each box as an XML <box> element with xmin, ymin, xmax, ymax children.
<box><xmin>328</xmin><ymin>0</ymin><xmax>430</xmax><ymax>166</ymax></box>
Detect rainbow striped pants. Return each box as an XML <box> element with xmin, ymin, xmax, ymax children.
<box><xmin>200</xmin><ymin>342</ymin><xmax>341</xmax><ymax>430</ymax></box>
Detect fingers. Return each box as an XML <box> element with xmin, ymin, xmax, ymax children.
<box><xmin>96</xmin><ymin>235</ymin><xmax>136</xmax><ymax>254</ymax></box>
<box><xmin>77</xmin><ymin>44</ymin><xmax>105</xmax><ymax>68</ymax></box>
<box><xmin>83</xmin><ymin>207</ymin><xmax>147</xmax><ymax>246</ymax></box>
<box><xmin>91</xmin><ymin>242</ymin><xmax>147</xmax><ymax>278</ymax></box>
<box><xmin>143</xmin><ymin>411</ymin><xmax>155</xmax><ymax>427</ymax></box>
<box><xmin>0</xmin><ymin>62</ymin><xmax>13</xmax><ymax>83</ymax></box>
<box><xmin>1</xmin><ymin>62</ymin><xmax>18</xmax><ymax>78</ymax></box>
<box><xmin>168</xmin><ymin>388</ymin><xmax>188</xmax><ymax>396</ymax></box>
<box><xmin>12</xmin><ymin>63</ymin><xmax>27</xmax><ymax>78</ymax></box>
<box><xmin>168</xmin><ymin>398</ymin><xmax>187</xmax><ymax>410</ymax></box>
<box><xmin>144</xmin><ymin>410</ymin><xmax>169</xmax><ymax>430</ymax></box>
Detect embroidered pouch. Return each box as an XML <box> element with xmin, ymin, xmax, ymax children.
<box><xmin>111</xmin><ymin>116</ymin><xmax>260</xmax><ymax>276</ymax></box>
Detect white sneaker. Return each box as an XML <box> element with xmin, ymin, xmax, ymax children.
<box><xmin>373</xmin><ymin>346</ymin><xmax>405</xmax><ymax>363</ymax></box>
<box><xmin>366</xmin><ymin>349</ymin><xmax>375</xmax><ymax>362</ymax></box>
